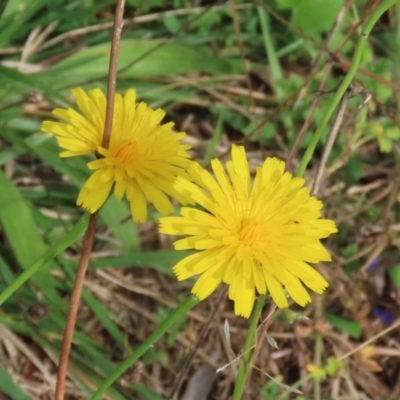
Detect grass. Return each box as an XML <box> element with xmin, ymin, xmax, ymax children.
<box><xmin>1</xmin><ymin>0</ymin><xmax>400</xmax><ymax>399</ymax></box>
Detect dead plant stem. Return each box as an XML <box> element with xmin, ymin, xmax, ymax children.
<box><xmin>54</xmin><ymin>213</ymin><xmax>98</xmax><ymax>400</ymax></box>
<box><xmin>102</xmin><ymin>0</ymin><xmax>126</xmax><ymax>149</ymax></box>
<box><xmin>311</xmin><ymin>91</ymin><xmax>349</xmax><ymax>196</ymax></box>
<box><xmin>54</xmin><ymin>1</ymin><xmax>125</xmax><ymax>398</ymax></box>
<box><xmin>286</xmin><ymin>64</ymin><xmax>332</xmax><ymax>172</ymax></box>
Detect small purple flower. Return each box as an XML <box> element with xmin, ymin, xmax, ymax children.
<box><xmin>373</xmin><ymin>307</ymin><xmax>395</xmax><ymax>324</ymax></box>
<box><xmin>368</xmin><ymin>257</ymin><xmax>381</xmax><ymax>271</ymax></box>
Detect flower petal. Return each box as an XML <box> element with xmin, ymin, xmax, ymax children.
<box><xmin>191</xmin><ymin>263</ymin><xmax>223</xmax><ymax>300</ymax></box>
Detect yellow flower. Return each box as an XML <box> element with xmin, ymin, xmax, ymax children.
<box><xmin>160</xmin><ymin>145</ymin><xmax>337</xmax><ymax>318</ymax></box>
<box><xmin>42</xmin><ymin>88</ymin><xmax>192</xmax><ymax>222</ymax></box>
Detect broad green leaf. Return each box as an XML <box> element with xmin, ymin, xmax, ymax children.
<box><xmin>325</xmin><ymin>312</ymin><xmax>361</xmax><ymax>339</ymax></box>
<box><xmin>0</xmin><ymin>365</ymin><xmax>30</xmax><ymax>400</ymax></box>
<box><xmin>133</xmin><ymin>384</ymin><xmax>166</xmax><ymax>400</ymax></box>
<box><xmin>0</xmin><ymin>169</ymin><xmax>71</xmax><ymax>315</ymax></box>
<box><xmin>275</xmin><ymin>0</ymin><xmax>344</xmax><ymax>37</ymax></box>
<box><xmin>389</xmin><ymin>264</ymin><xmax>400</xmax><ymax>289</ymax></box>
<box><xmin>0</xmin><ymin>214</ymin><xmax>88</xmax><ymax>308</ymax></box>
<box><xmin>0</xmin><ymin>170</ymin><xmax>54</xmax><ymax>281</ymax></box>
<box><xmin>43</xmin><ymin>39</ymin><xmax>236</xmax><ymax>87</ymax></box>
<box><xmin>325</xmin><ymin>357</ymin><xmax>343</xmax><ymax>376</ymax></box>
<box><xmin>101</xmin><ymin>197</ymin><xmax>139</xmax><ymax>252</ymax></box>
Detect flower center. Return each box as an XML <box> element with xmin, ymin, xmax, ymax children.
<box><xmin>239</xmin><ymin>220</ymin><xmax>261</xmax><ymax>246</ymax></box>
<box><xmin>115</xmin><ymin>141</ymin><xmax>136</xmax><ymax>163</ymax></box>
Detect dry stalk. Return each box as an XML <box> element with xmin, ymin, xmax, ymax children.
<box><xmin>54</xmin><ymin>1</ymin><xmax>126</xmax><ymax>398</ymax></box>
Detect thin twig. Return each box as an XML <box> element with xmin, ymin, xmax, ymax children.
<box><xmin>336</xmin><ymin>183</ymin><xmax>394</xmax><ymax>225</ymax></box>
<box><xmin>27</xmin><ymin>4</ymin><xmax>253</xmax><ymax>54</ymax></box>
<box><xmin>230</xmin><ymin>303</ymin><xmax>278</xmax><ymax>378</ymax></box>
<box><xmin>54</xmin><ymin>1</ymin><xmax>126</xmax><ymax>398</ymax></box>
<box><xmin>239</xmin><ymin>304</ymin><xmax>276</xmax><ymax>394</ymax></box>
<box><xmin>168</xmin><ymin>287</ymin><xmax>228</xmax><ymax>399</ymax></box>
<box><xmin>69</xmin><ymin>5</ymin><xmax>214</xmax><ymax>93</ymax></box>
<box><xmin>106</xmin><ymin>6</ymin><xmax>213</xmax><ymax>84</ymax></box>
<box><xmin>311</xmin><ymin>91</ymin><xmax>349</xmax><ymax>196</ymax></box>
<box><xmin>286</xmin><ymin>63</ymin><xmax>332</xmax><ymax>172</ymax></box>
<box><xmin>337</xmin><ymin>318</ymin><xmax>400</xmax><ymax>361</ymax></box>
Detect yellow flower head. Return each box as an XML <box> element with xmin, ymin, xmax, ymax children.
<box><xmin>160</xmin><ymin>145</ymin><xmax>337</xmax><ymax>318</ymax></box>
<box><xmin>42</xmin><ymin>88</ymin><xmax>192</xmax><ymax>222</ymax></box>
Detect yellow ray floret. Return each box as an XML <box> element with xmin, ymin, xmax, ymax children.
<box><xmin>159</xmin><ymin>145</ymin><xmax>337</xmax><ymax>318</ymax></box>
<box><xmin>42</xmin><ymin>87</ymin><xmax>193</xmax><ymax>222</ymax></box>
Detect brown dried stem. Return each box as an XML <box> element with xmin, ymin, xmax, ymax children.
<box><xmin>54</xmin><ymin>213</ymin><xmax>98</xmax><ymax>400</ymax></box>
<box><xmin>54</xmin><ymin>1</ymin><xmax>125</xmax><ymax>398</ymax></box>
<box><xmin>102</xmin><ymin>0</ymin><xmax>126</xmax><ymax>149</ymax></box>
<box><xmin>311</xmin><ymin>91</ymin><xmax>349</xmax><ymax>196</ymax></box>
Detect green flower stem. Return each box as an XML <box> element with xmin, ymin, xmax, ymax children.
<box><xmin>313</xmin><ymin>301</ymin><xmax>323</xmax><ymax>400</ymax></box>
<box><xmin>296</xmin><ymin>0</ymin><xmax>398</xmax><ymax>178</ymax></box>
<box><xmin>0</xmin><ymin>213</ymin><xmax>89</xmax><ymax>306</ymax></box>
<box><xmin>90</xmin><ymin>295</ymin><xmax>199</xmax><ymax>400</ymax></box>
<box><xmin>313</xmin><ymin>334</ymin><xmax>323</xmax><ymax>400</ymax></box>
<box><xmin>232</xmin><ymin>296</ymin><xmax>266</xmax><ymax>400</ymax></box>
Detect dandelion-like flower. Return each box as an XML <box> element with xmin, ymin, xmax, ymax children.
<box><xmin>42</xmin><ymin>88</ymin><xmax>192</xmax><ymax>222</ymax></box>
<box><xmin>160</xmin><ymin>145</ymin><xmax>337</xmax><ymax>318</ymax></box>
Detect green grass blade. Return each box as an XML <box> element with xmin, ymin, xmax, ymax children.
<box><xmin>90</xmin><ymin>296</ymin><xmax>199</xmax><ymax>400</ymax></box>
<box><xmin>296</xmin><ymin>0</ymin><xmax>398</xmax><ymax>176</ymax></box>
<box><xmin>0</xmin><ymin>365</ymin><xmax>30</xmax><ymax>400</ymax></box>
<box><xmin>0</xmin><ymin>65</ymin><xmax>69</xmax><ymax>104</ymax></box>
<box><xmin>203</xmin><ymin>108</ymin><xmax>224</xmax><ymax>166</ymax></box>
<box><xmin>0</xmin><ymin>0</ymin><xmax>47</xmax><ymax>46</ymax></box>
<box><xmin>0</xmin><ymin>212</ymin><xmax>88</xmax><ymax>306</ymax></box>
<box><xmin>0</xmin><ymin>168</ymin><xmax>50</xmax><ymax>271</ymax></box>
<box><xmin>257</xmin><ymin>6</ymin><xmax>294</xmax><ymax>139</ymax></box>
